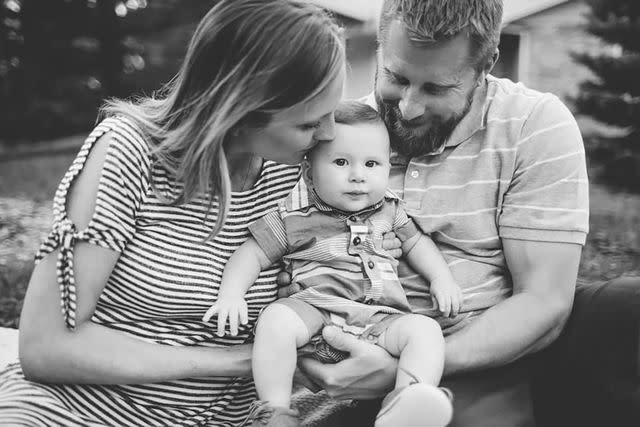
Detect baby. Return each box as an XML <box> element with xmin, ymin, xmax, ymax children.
<box><xmin>204</xmin><ymin>101</ymin><xmax>462</xmax><ymax>427</ymax></box>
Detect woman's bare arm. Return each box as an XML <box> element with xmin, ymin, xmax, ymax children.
<box><xmin>19</xmin><ymin>133</ymin><xmax>252</xmax><ymax>384</ymax></box>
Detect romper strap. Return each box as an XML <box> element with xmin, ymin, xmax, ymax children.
<box><xmin>50</xmin><ymin>218</ymin><xmax>79</xmax><ymax>330</ymax></box>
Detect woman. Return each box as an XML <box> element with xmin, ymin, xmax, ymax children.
<box><xmin>0</xmin><ymin>0</ymin><xmax>345</xmax><ymax>425</ymax></box>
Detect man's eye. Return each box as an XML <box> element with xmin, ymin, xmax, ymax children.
<box><xmin>365</xmin><ymin>161</ymin><xmax>378</xmax><ymax>168</ymax></box>
<box><xmin>334</xmin><ymin>159</ymin><xmax>347</xmax><ymax>166</ymax></box>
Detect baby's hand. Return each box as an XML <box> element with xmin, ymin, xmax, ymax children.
<box><xmin>202</xmin><ymin>297</ymin><xmax>249</xmax><ymax>337</ymax></box>
<box><xmin>430</xmin><ymin>277</ymin><xmax>463</xmax><ymax>318</ymax></box>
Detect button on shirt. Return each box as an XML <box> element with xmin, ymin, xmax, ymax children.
<box><xmin>249</xmin><ymin>180</ymin><xmax>421</xmax><ymax>327</ymax></box>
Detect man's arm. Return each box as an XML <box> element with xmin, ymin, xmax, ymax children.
<box><xmin>444</xmin><ymin>239</ymin><xmax>581</xmax><ymax>376</ymax></box>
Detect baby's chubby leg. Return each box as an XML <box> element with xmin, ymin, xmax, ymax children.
<box><xmin>253</xmin><ymin>302</ymin><xmax>312</xmax><ymax>408</ymax></box>
<box><xmin>376</xmin><ymin>314</ymin><xmax>445</xmax><ymax>389</ymax></box>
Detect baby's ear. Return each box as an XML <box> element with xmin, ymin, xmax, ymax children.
<box><xmin>301</xmin><ymin>158</ymin><xmax>314</xmax><ymax>187</ymax></box>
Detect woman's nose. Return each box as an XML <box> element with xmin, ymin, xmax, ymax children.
<box><xmin>314</xmin><ymin>112</ymin><xmax>335</xmax><ymax>141</ymax></box>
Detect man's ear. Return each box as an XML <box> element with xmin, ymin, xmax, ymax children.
<box><xmin>475</xmin><ymin>49</ymin><xmax>499</xmax><ymax>87</ymax></box>
<box><xmin>485</xmin><ymin>48</ymin><xmax>499</xmax><ymax>75</ymax></box>
<box><xmin>301</xmin><ymin>158</ymin><xmax>314</xmax><ymax>187</ymax></box>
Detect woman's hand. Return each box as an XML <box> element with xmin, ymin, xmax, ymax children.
<box><xmin>298</xmin><ymin>326</ymin><xmax>397</xmax><ymax>400</ymax></box>
<box><xmin>382</xmin><ymin>231</ymin><xmax>402</xmax><ymax>259</ymax></box>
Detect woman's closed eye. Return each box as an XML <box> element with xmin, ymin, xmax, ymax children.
<box><xmin>300</xmin><ymin>121</ymin><xmax>321</xmax><ymax>131</ymax></box>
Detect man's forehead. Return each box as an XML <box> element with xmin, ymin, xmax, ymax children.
<box><xmin>380</xmin><ymin>19</ymin><xmax>472</xmax><ymax>79</ymax></box>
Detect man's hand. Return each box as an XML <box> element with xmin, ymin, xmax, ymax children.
<box><xmin>202</xmin><ymin>297</ymin><xmax>248</xmax><ymax>337</ymax></box>
<box><xmin>299</xmin><ymin>326</ymin><xmax>397</xmax><ymax>400</ymax></box>
<box><xmin>382</xmin><ymin>231</ymin><xmax>402</xmax><ymax>259</ymax></box>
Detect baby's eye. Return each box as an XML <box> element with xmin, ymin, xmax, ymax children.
<box><xmin>365</xmin><ymin>160</ymin><xmax>379</xmax><ymax>168</ymax></box>
<box><xmin>334</xmin><ymin>159</ymin><xmax>347</xmax><ymax>166</ymax></box>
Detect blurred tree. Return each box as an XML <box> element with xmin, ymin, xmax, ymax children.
<box><xmin>573</xmin><ymin>0</ymin><xmax>640</xmax><ymax>192</ymax></box>
<box><xmin>0</xmin><ymin>0</ymin><xmax>212</xmax><ymax>143</ymax></box>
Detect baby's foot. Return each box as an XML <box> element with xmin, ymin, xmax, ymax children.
<box><xmin>375</xmin><ymin>383</ymin><xmax>453</xmax><ymax>427</ymax></box>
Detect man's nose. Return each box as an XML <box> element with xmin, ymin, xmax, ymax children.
<box><xmin>314</xmin><ymin>112</ymin><xmax>335</xmax><ymax>141</ymax></box>
<box><xmin>398</xmin><ymin>89</ymin><xmax>426</xmax><ymax>121</ymax></box>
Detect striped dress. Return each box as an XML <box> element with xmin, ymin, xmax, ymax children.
<box><xmin>0</xmin><ymin>116</ymin><xmax>301</xmax><ymax>426</ymax></box>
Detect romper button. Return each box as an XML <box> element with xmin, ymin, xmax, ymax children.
<box><xmin>352</xmin><ymin>236</ymin><xmax>361</xmax><ymax>245</ymax></box>
<box><xmin>368</xmin><ymin>261</ymin><xmax>375</xmax><ymax>269</ymax></box>
<box><xmin>411</xmin><ymin>170</ymin><xmax>419</xmax><ymax>179</ymax></box>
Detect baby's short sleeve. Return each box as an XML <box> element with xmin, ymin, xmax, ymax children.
<box><xmin>36</xmin><ymin>116</ymin><xmax>151</xmax><ymax>329</ymax></box>
<box><xmin>248</xmin><ymin>208</ymin><xmax>289</xmax><ymax>265</ymax></box>
<box><xmin>391</xmin><ymin>202</ymin><xmax>420</xmax><ymax>244</ymax></box>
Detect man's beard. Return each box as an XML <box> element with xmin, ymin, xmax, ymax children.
<box><xmin>376</xmin><ymin>90</ymin><xmax>474</xmax><ymax>158</ymax></box>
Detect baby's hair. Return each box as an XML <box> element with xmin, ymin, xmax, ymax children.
<box><xmin>334</xmin><ymin>100</ymin><xmax>383</xmax><ymax>126</ymax></box>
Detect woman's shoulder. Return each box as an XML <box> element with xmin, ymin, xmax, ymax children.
<box><xmin>92</xmin><ymin>115</ymin><xmax>153</xmax><ymax>163</ymax></box>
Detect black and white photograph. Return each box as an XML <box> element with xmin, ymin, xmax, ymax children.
<box><xmin>1</xmin><ymin>1</ymin><xmax>638</xmax><ymax>426</ymax></box>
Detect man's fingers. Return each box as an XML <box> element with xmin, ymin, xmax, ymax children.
<box><xmin>277</xmin><ymin>283</ymin><xmax>302</xmax><ymax>299</ymax></box>
<box><xmin>202</xmin><ymin>305</ymin><xmax>218</xmax><ymax>323</ymax></box>
<box><xmin>298</xmin><ymin>356</ymin><xmax>333</xmax><ymax>388</ymax></box>
<box><xmin>293</xmin><ymin>365</ymin><xmax>322</xmax><ymax>393</ymax></box>
<box><xmin>387</xmin><ymin>248</ymin><xmax>403</xmax><ymax>259</ymax></box>
<box><xmin>321</xmin><ymin>325</ymin><xmax>361</xmax><ymax>353</ymax></box>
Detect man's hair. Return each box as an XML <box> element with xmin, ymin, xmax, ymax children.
<box><xmin>334</xmin><ymin>100</ymin><xmax>382</xmax><ymax>126</ymax></box>
<box><xmin>378</xmin><ymin>0</ymin><xmax>503</xmax><ymax>71</ymax></box>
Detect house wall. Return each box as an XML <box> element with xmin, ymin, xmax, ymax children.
<box><xmin>503</xmin><ymin>0</ymin><xmax>600</xmax><ymax>101</ymax></box>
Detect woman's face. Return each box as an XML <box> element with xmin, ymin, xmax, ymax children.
<box><xmin>240</xmin><ymin>67</ymin><xmax>345</xmax><ymax>165</ymax></box>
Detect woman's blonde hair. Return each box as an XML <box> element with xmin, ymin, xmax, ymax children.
<box><xmin>102</xmin><ymin>0</ymin><xmax>345</xmax><ymax>238</ymax></box>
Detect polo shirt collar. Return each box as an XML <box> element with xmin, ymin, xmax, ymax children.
<box><xmin>364</xmin><ymin>78</ymin><xmax>490</xmax><ymax>156</ymax></box>
<box><xmin>444</xmin><ymin>78</ymin><xmax>489</xmax><ymax>149</ymax></box>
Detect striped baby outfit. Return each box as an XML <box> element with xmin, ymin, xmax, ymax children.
<box><xmin>249</xmin><ymin>180</ymin><xmax>421</xmax><ymax>329</ymax></box>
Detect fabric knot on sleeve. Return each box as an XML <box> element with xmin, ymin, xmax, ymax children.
<box><xmin>52</xmin><ymin>218</ymin><xmax>80</xmax><ymax>330</ymax></box>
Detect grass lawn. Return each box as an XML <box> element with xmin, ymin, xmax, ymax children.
<box><xmin>1</xmin><ymin>142</ymin><xmax>639</xmax><ymax>327</ymax></box>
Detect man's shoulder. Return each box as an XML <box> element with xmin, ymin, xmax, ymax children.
<box><xmin>485</xmin><ymin>75</ymin><xmax>570</xmax><ymax>121</ymax></box>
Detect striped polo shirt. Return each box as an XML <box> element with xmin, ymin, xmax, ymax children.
<box><xmin>365</xmin><ymin>75</ymin><xmax>589</xmax><ymax>333</ymax></box>
<box><xmin>249</xmin><ymin>180</ymin><xmax>421</xmax><ymax>327</ymax></box>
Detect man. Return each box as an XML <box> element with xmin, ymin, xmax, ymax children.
<box><xmin>290</xmin><ymin>1</ymin><xmax>640</xmax><ymax>426</ymax></box>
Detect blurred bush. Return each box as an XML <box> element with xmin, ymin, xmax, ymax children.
<box><xmin>0</xmin><ymin>0</ymin><xmax>212</xmax><ymax>143</ymax></box>
<box><xmin>573</xmin><ymin>0</ymin><xmax>640</xmax><ymax>192</ymax></box>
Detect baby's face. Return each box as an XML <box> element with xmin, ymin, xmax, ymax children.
<box><xmin>307</xmin><ymin>121</ymin><xmax>391</xmax><ymax>212</ymax></box>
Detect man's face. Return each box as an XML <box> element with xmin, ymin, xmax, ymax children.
<box><xmin>375</xmin><ymin>19</ymin><xmax>481</xmax><ymax>158</ymax></box>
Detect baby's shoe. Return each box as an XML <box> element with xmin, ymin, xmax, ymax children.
<box><xmin>374</xmin><ymin>383</ymin><xmax>453</xmax><ymax>427</ymax></box>
<box><xmin>245</xmin><ymin>401</ymin><xmax>300</xmax><ymax>427</ymax></box>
